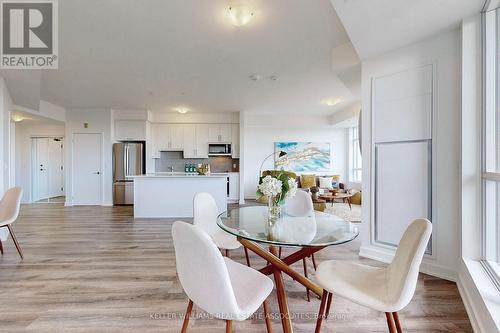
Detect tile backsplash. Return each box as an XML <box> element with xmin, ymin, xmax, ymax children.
<box><xmin>155</xmin><ymin>151</ymin><xmax>239</xmax><ymax>173</ymax></box>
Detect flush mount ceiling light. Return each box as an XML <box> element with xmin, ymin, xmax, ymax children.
<box><xmin>175</xmin><ymin>107</ymin><xmax>190</xmax><ymax>114</ymax></box>
<box><xmin>322</xmin><ymin>98</ymin><xmax>343</xmax><ymax>107</ymax></box>
<box><xmin>228</xmin><ymin>4</ymin><xmax>254</xmax><ymax>26</ymax></box>
<box><xmin>11</xmin><ymin>114</ymin><xmax>28</xmax><ymax>122</ymax></box>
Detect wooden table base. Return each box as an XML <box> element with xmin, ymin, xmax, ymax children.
<box><xmin>238</xmin><ymin>238</ymin><xmax>326</xmax><ymax>333</ymax></box>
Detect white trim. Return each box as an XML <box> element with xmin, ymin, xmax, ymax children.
<box><xmin>483</xmin><ymin>172</ymin><xmax>500</xmax><ymax>181</ymax></box>
<box><xmin>359</xmin><ymin>244</ymin><xmax>457</xmax><ymax>282</ymax></box>
<box><xmin>457</xmin><ymin>259</ymin><xmax>500</xmax><ymax>333</ymax></box>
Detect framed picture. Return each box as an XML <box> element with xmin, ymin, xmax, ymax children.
<box><xmin>275</xmin><ymin>142</ymin><xmax>331</xmax><ymax>172</ymax></box>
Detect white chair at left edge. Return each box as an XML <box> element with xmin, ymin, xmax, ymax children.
<box><xmin>193</xmin><ymin>192</ymin><xmax>251</xmax><ymax>266</ymax></box>
<box><xmin>172</xmin><ymin>221</ymin><xmax>274</xmax><ymax>332</ymax></box>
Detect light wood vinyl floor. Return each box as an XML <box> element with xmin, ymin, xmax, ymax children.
<box><xmin>0</xmin><ymin>204</ymin><xmax>472</xmax><ymax>332</ymax></box>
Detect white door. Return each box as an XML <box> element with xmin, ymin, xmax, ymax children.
<box><xmin>33</xmin><ymin>138</ymin><xmax>49</xmax><ymax>201</ymax></box>
<box><xmin>72</xmin><ymin>133</ymin><xmax>102</xmax><ymax>205</ymax></box>
<box><xmin>48</xmin><ymin>138</ymin><xmax>64</xmax><ymax>198</ymax></box>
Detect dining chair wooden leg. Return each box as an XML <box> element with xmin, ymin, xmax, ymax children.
<box><xmin>278</xmin><ymin>247</ymin><xmax>282</xmax><ymax>258</ymax></box>
<box><xmin>0</xmin><ymin>239</ymin><xmax>3</xmax><ymax>255</ymax></box>
<box><xmin>325</xmin><ymin>292</ymin><xmax>333</xmax><ymax>319</ymax></box>
<box><xmin>262</xmin><ymin>300</ymin><xmax>273</xmax><ymax>333</ymax></box>
<box><xmin>7</xmin><ymin>225</ymin><xmax>23</xmax><ymax>259</ymax></box>
<box><xmin>181</xmin><ymin>299</ymin><xmax>193</xmax><ymax>333</ymax></box>
<box><xmin>244</xmin><ymin>247</ymin><xmax>251</xmax><ymax>267</ymax></box>
<box><xmin>314</xmin><ymin>291</ymin><xmax>328</xmax><ymax>333</ymax></box>
<box><xmin>225</xmin><ymin>320</ymin><xmax>232</xmax><ymax>333</ymax></box>
<box><xmin>311</xmin><ymin>253</ymin><xmax>317</xmax><ymax>270</ymax></box>
<box><xmin>392</xmin><ymin>312</ymin><xmax>403</xmax><ymax>333</ymax></box>
<box><xmin>385</xmin><ymin>312</ymin><xmax>397</xmax><ymax>333</ymax></box>
<box><xmin>302</xmin><ymin>258</ymin><xmax>311</xmax><ymax>302</ymax></box>
<box><xmin>225</xmin><ymin>249</ymin><xmax>229</xmax><ymax>257</ymax></box>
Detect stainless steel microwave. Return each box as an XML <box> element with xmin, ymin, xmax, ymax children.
<box><xmin>208</xmin><ymin>144</ymin><xmax>232</xmax><ymax>156</ymax></box>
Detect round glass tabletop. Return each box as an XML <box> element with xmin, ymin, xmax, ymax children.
<box><xmin>217</xmin><ymin>206</ymin><xmax>359</xmax><ymax>248</ymax></box>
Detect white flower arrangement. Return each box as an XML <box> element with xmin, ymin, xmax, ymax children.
<box><xmin>257</xmin><ymin>175</ymin><xmax>282</xmax><ymax>197</ymax></box>
<box><xmin>257</xmin><ymin>172</ymin><xmax>298</xmax><ymax>205</ymax></box>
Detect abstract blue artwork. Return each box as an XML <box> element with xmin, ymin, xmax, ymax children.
<box><xmin>274</xmin><ymin>142</ymin><xmax>331</xmax><ymax>172</ymax></box>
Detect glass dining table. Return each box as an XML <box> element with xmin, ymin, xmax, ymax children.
<box><xmin>217</xmin><ymin>206</ymin><xmax>359</xmax><ymax>333</ymax></box>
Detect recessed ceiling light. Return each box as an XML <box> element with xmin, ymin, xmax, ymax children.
<box><xmin>269</xmin><ymin>75</ymin><xmax>279</xmax><ymax>81</ymax></box>
<box><xmin>228</xmin><ymin>4</ymin><xmax>254</xmax><ymax>26</ymax></box>
<box><xmin>175</xmin><ymin>107</ymin><xmax>190</xmax><ymax>114</ymax></box>
<box><xmin>249</xmin><ymin>74</ymin><xmax>260</xmax><ymax>81</ymax></box>
<box><xmin>322</xmin><ymin>98</ymin><xmax>343</xmax><ymax>107</ymax></box>
<box><xmin>11</xmin><ymin>114</ymin><xmax>28</xmax><ymax>122</ymax></box>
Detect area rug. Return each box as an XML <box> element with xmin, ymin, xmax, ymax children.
<box><xmin>324</xmin><ymin>203</ymin><xmax>361</xmax><ymax>223</ymax></box>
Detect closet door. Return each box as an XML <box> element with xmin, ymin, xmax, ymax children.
<box><xmin>373</xmin><ymin>64</ymin><xmax>433</xmax><ymax>253</ymax></box>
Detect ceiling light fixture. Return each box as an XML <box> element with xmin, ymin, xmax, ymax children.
<box><xmin>322</xmin><ymin>98</ymin><xmax>343</xmax><ymax>107</ymax></box>
<box><xmin>11</xmin><ymin>114</ymin><xmax>27</xmax><ymax>122</ymax></box>
<box><xmin>228</xmin><ymin>4</ymin><xmax>254</xmax><ymax>27</ymax></box>
<box><xmin>175</xmin><ymin>107</ymin><xmax>190</xmax><ymax>114</ymax></box>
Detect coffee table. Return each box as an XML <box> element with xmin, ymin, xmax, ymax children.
<box><xmin>319</xmin><ymin>192</ymin><xmax>353</xmax><ymax>209</ymax></box>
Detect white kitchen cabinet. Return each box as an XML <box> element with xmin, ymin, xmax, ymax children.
<box><xmin>228</xmin><ymin>172</ymin><xmax>239</xmax><ymax>202</ymax></box>
<box><xmin>220</xmin><ymin>124</ymin><xmax>232</xmax><ymax>142</ymax></box>
<box><xmin>208</xmin><ymin>124</ymin><xmax>232</xmax><ymax>143</ymax></box>
<box><xmin>115</xmin><ymin>120</ymin><xmax>146</xmax><ymax>141</ymax></box>
<box><xmin>182</xmin><ymin>124</ymin><xmax>209</xmax><ymax>158</ymax></box>
<box><xmin>170</xmin><ymin>124</ymin><xmax>184</xmax><ymax>150</ymax></box>
<box><xmin>231</xmin><ymin>124</ymin><xmax>240</xmax><ymax>158</ymax></box>
<box><xmin>195</xmin><ymin>124</ymin><xmax>209</xmax><ymax>158</ymax></box>
<box><xmin>151</xmin><ymin>124</ymin><xmax>184</xmax><ymax>158</ymax></box>
<box><xmin>182</xmin><ymin>125</ymin><xmax>197</xmax><ymax>158</ymax></box>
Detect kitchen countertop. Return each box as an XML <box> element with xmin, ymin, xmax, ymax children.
<box><xmin>130</xmin><ymin>172</ymin><xmax>229</xmax><ymax>178</ymax></box>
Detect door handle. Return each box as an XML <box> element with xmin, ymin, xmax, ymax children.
<box><xmin>93</xmin><ymin>171</ymin><xmax>101</xmax><ymax>175</ymax></box>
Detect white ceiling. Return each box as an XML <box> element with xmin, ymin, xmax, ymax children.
<box><xmin>2</xmin><ymin>0</ymin><xmax>361</xmax><ymax>115</ymax></box>
<box><xmin>331</xmin><ymin>0</ymin><xmax>484</xmax><ymax>59</ymax></box>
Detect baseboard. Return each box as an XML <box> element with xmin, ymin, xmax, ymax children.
<box><xmin>64</xmin><ymin>201</ymin><xmax>73</xmax><ymax>207</ymax></box>
<box><xmin>359</xmin><ymin>245</ymin><xmax>457</xmax><ymax>282</ymax></box>
<box><xmin>102</xmin><ymin>202</ymin><xmax>113</xmax><ymax>207</ymax></box>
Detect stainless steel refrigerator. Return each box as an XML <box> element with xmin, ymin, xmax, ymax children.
<box><xmin>113</xmin><ymin>142</ymin><xmax>144</xmax><ymax>205</ymax></box>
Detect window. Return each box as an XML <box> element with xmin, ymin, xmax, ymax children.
<box><xmin>482</xmin><ymin>8</ymin><xmax>500</xmax><ymax>285</ymax></box>
<box><xmin>348</xmin><ymin>127</ymin><xmax>362</xmax><ymax>183</ymax></box>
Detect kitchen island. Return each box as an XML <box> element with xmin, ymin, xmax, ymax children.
<box><xmin>132</xmin><ymin>173</ymin><xmax>227</xmax><ymax>218</ymax></box>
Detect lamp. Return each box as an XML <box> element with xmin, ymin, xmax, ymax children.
<box><xmin>259</xmin><ymin>151</ymin><xmax>287</xmax><ymax>177</ymax></box>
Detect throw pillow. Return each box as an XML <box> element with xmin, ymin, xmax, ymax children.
<box><xmin>318</xmin><ymin>177</ymin><xmax>333</xmax><ymax>189</ymax></box>
<box><xmin>300</xmin><ymin>174</ymin><xmax>316</xmax><ymax>188</ymax></box>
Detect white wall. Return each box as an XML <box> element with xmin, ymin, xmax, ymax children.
<box><xmin>0</xmin><ymin>78</ymin><xmax>13</xmax><ymax>194</ymax></box>
<box><xmin>359</xmin><ymin>29</ymin><xmax>462</xmax><ymax>281</ymax></box>
<box><xmin>65</xmin><ymin>109</ymin><xmax>113</xmax><ymax>206</ymax></box>
<box><xmin>14</xmin><ymin>121</ymin><xmax>65</xmax><ymax>203</ymax></box>
<box><xmin>242</xmin><ymin>113</ymin><xmax>347</xmax><ymax>199</ymax></box>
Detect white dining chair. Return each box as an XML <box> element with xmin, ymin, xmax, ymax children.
<box><xmin>172</xmin><ymin>221</ymin><xmax>274</xmax><ymax>333</ymax></box>
<box><xmin>282</xmin><ymin>189</ymin><xmax>317</xmax><ymax>301</ymax></box>
<box><xmin>193</xmin><ymin>192</ymin><xmax>251</xmax><ymax>266</ymax></box>
<box><xmin>314</xmin><ymin>218</ymin><xmax>432</xmax><ymax>333</ymax></box>
<box><xmin>284</xmin><ymin>189</ymin><xmax>314</xmax><ymax>217</ymax></box>
<box><xmin>0</xmin><ymin>187</ymin><xmax>24</xmax><ymax>259</ymax></box>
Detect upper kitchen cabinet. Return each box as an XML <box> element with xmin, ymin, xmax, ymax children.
<box><xmin>183</xmin><ymin>124</ymin><xmax>209</xmax><ymax>158</ymax></box>
<box><xmin>151</xmin><ymin>124</ymin><xmax>184</xmax><ymax>158</ymax></box>
<box><xmin>208</xmin><ymin>124</ymin><xmax>232</xmax><ymax>143</ymax></box>
<box><xmin>231</xmin><ymin>124</ymin><xmax>240</xmax><ymax>158</ymax></box>
<box><xmin>114</xmin><ymin>120</ymin><xmax>147</xmax><ymax>141</ymax></box>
